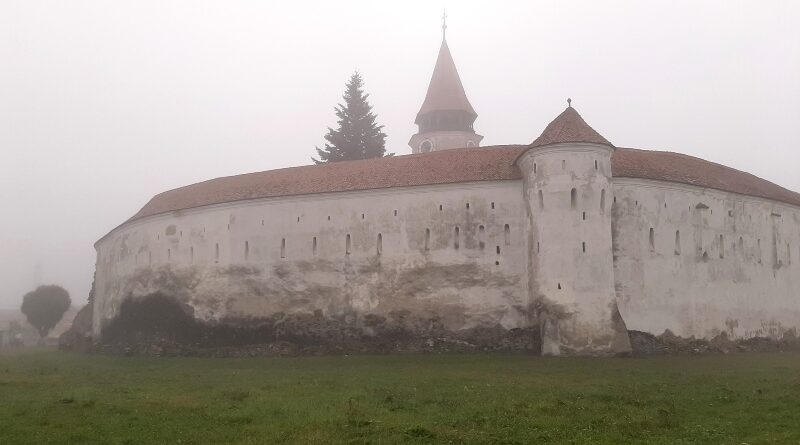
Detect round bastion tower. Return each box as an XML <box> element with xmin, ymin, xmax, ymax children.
<box><xmin>409</xmin><ymin>22</ymin><xmax>483</xmax><ymax>153</ymax></box>
<box><xmin>517</xmin><ymin>104</ymin><xmax>631</xmax><ymax>356</ymax></box>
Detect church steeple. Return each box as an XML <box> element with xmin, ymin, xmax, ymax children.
<box><xmin>409</xmin><ymin>19</ymin><xmax>483</xmax><ymax>154</ymax></box>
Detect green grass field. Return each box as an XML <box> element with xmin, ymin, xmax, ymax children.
<box><xmin>1</xmin><ymin>351</ymin><xmax>799</xmax><ymax>444</ymax></box>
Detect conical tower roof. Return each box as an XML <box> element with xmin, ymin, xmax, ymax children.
<box><xmin>415</xmin><ymin>38</ymin><xmax>477</xmax><ymax>124</ymax></box>
<box><xmin>531</xmin><ymin>105</ymin><xmax>612</xmax><ymax>148</ymax></box>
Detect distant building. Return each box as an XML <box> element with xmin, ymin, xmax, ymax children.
<box><xmin>91</xmin><ymin>27</ymin><xmax>800</xmax><ymax>356</ymax></box>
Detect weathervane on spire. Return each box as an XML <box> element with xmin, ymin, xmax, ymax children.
<box><xmin>442</xmin><ymin>10</ymin><xmax>448</xmax><ymax>39</ymax></box>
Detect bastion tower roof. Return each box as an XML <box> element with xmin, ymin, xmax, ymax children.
<box><xmin>530</xmin><ymin>102</ymin><xmax>613</xmax><ymax>148</ymax></box>
<box><xmin>408</xmin><ymin>19</ymin><xmax>483</xmax><ymax>154</ymax></box>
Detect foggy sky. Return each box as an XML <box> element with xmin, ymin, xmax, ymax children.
<box><xmin>1</xmin><ymin>0</ymin><xmax>799</xmax><ymax>309</ymax></box>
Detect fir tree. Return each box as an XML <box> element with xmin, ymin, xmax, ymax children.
<box><xmin>313</xmin><ymin>72</ymin><xmax>390</xmax><ymax>163</ymax></box>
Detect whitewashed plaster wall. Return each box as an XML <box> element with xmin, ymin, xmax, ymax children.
<box><xmin>93</xmin><ymin>181</ymin><xmax>529</xmax><ymax>337</ymax></box>
<box><xmin>612</xmin><ymin>177</ymin><xmax>800</xmax><ymax>340</ymax></box>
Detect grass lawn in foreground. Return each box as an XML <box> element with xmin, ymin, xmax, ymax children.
<box><xmin>0</xmin><ymin>350</ymin><xmax>799</xmax><ymax>444</ymax></box>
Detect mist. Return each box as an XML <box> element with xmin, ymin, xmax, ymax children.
<box><xmin>1</xmin><ymin>0</ymin><xmax>798</xmax><ymax>310</ymax></box>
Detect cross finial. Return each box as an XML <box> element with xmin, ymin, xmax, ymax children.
<box><xmin>567</xmin><ymin>98</ymin><xmax>572</xmax><ymax>107</ymax></box>
<box><xmin>442</xmin><ymin>10</ymin><xmax>447</xmax><ymax>38</ymax></box>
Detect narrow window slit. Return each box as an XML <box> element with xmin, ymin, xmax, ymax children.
<box><xmin>571</xmin><ymin>188</ymin><xmax>577</xmax><ymax>209</ymax></box>
<box><xmin>600</xmin><ymin>189</ymin><xmax>606</xmax><ymax>213</ymax></box>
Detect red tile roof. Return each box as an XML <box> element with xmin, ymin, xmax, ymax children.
<box><xmin>612</xmin><ymin>147</ymin><xmax>800</xmax><ymax>207</ymax></box>
<box><xmin>124</xmin><ymin>145</ymin><xmax>527</xmax><ymax>224</ymax></box>
<box><xmin>415</xmin><ymin>38</ymin><xmax>477</xmax><ymax>123</ymax></box>
<box><xmin>531</xmin><ymin>106</ymin><xmax>612</xmax><ymax>148</ymax></box>
<box><xmin>110</xmin><ymin>145</ymin><xmax>800</xmax><ymax>241</ymax></box>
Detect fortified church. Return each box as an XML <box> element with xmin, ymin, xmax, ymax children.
<box><xmin>93</xmin><ymin>25</ymin><xmax>800</xmax><ymax>356</ymax></box>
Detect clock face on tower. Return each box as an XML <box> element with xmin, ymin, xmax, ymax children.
<box><xmin>419</xmin><ymin>140</ymin><xmax>433</xmax><ymax>153</ymax></box>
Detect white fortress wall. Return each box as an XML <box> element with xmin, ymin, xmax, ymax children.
<box><xmin>612</xmin><ymin>177</ymin><xmax>800</xmax><ymax>340</ymax></box>
<box><xmin>92</xmin><ymin>180</ymin><xmax>530</xmax><ymax>338</ymax></box>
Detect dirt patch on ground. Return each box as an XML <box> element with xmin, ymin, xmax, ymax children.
<box><xmin>94</xmin><ymin>293</ymin><xmax>541</xmax><ymax>357</ymax></box>
<box><xmin>629</xmin><ymin>329</ymin><xmax>800</xmax><ymax>356</ymax></box>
